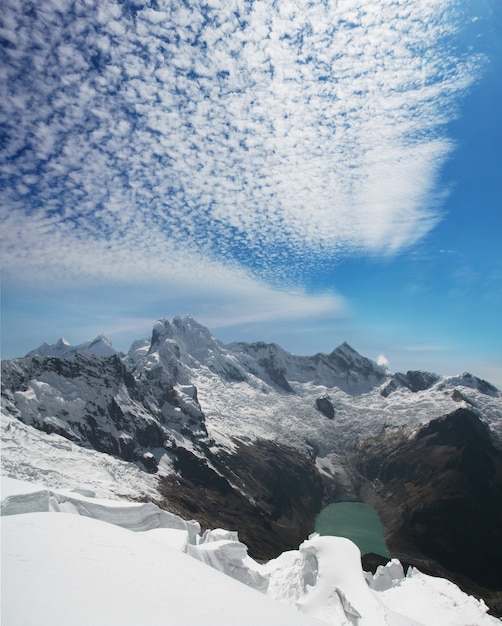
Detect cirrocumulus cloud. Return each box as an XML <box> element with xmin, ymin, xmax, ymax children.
<box><xmin>0</xmin><ymin>0</ymin><xmax>479</xmax><ymax>304</ymax></box>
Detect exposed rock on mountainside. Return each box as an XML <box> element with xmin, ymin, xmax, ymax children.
<box><xmin>315</xmin><ymin>395</ymin><xmax>335</xmax><ymax>419</ymax></box>
<box><xmin>227</xmin><ymin>338</ymin><xmax>388</xmax><ymax>394</ymax></box>
<box><xmin>354</xmin><ymin>408</ymin><xmax>502</xmax><ymax>613</ymax></box>
<box><xmin>380</xmin><ymin>370</ymin><xmax>440</xmax><ymax>397</ymax></box>
<box><xmin>1</xmin><ymin>350</ymin><xmax>207</xmax><ymax>472</ymax></box>
<box><xmin>159</xmin><ymin>439</ymin><xmax>325</xmax><ymax>561</ymax></box>
<box><xmin>444</xmin><ymin>373</ymin><xmax>500</xmax><ymax>397</ymax></box>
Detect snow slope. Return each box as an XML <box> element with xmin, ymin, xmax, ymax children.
<box><xmin>1</xmin><ymin>412</ymin><xmax>159</xmax><ymax>499</ymax></box>
<box><xmin>1</xmin><ymin>476</ymin><xmax>498</xmax><ymax>626</ymax></box>
<box><xmin>2</xmin><ymin>512</ymin><xmax>322</xmax><ymax>626</ymax></box>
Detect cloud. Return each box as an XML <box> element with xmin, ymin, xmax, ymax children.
<box><xmin>377</xmin><ymin>354</ymin><xmax>389</xmax><ymax>369</ymax></box>
<box><xmin>0</xmin><ymin>0</ymin><xmax>481</xmax><ymax>292</ymax></box>
<box><xmin>401</xmin><ymin>344</ymin><xmax>450</xmax><ymax>353</ymax></box>
<box><xmin>0</xmin><ymin>258</ymin><xmax>348</xmax><ymax>362</ymax></box>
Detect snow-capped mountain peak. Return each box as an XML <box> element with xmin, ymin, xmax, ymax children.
<box><xmin>136</xmin><ymin>316</ymin><xmax>248</xmax><ymax>388</ymax></box>
<box><xmin>149</xmin><ymin>316</ymin><xmax>222</xmax><ymax>360</ymax></box>
<box><xmin>28</xmin><ymin>334</ymin><xmax>116</xmax><ymax>358</ymax></box>
<box><xmin>442</xmin><ymin>372</ymin><xmax>499</xmax><ymax>397</ymax></box>
<box><xmin>83</xmin><ymin>334</ymin><xmax>116</xmax><ymax>356</ymax></box>
<box><xmin>328</xmin><ymin>341</ymin><xmax>386</xmax><ymax>379</ymax></box>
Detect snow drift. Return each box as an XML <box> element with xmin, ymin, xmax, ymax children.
<box><xmin>1</xmin><ymin>477</ymin><xmax>498</xmax><ymax>626</ymax></box>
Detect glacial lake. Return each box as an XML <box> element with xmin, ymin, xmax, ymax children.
<box><xmin>315</xmin><ymin>502</ymin><xmax>390</xmax><ymax>557</ymax></box>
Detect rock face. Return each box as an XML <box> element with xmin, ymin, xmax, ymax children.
<box><xmin>159</xmin><ymin>439</ymin><xmax>325</xmax><ymax>561</ymax></box>
<box><xmin>355</xmin><ymin>408</ymin><xmax>502</xmax><ymax>608</ymax></box>
<box><xmin>442</xmin><ymin>373</ymin><xmax>500</xmax><ymax>397</ymax></box>
<box><xmin>227</xmin><ymin>338</ymin><xmax>388</xmax><ymax>394</ymax></box>
<box><xmin>315</xmin><ymin>396</ymin><xmax>335</xmax><ymax>419</ymax></box>
<box><xmin>381</xmin><ymin>370</ymin><xmax>440</xmax><ymax>397</ymax></box>
<box><xmin>0</xmin><ymin>351</ymin><xmax>206</xmax><ymax>472</ymax></box>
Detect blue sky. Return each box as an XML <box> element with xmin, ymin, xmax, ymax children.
<box><xmin>1</xmin><ymin>0</ymin><xmax>501</xmax><ymax>387</ymax></box>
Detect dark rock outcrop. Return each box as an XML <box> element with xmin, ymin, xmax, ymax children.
<box><xmin>316</xmin><ymin>396</ymin><xmax>335</xmax><ymax>419</ymax></box>
<box><xmin>0</xmin><ymin>352</ymin><xmax>204</xmax><ymax>470</ymax></box>
<box><xmin>381</xmin><ymin>370</ymin><xmax>439</xmax><ymax>397</ymax></box>
<box><xmin>355</xmin><ymin>408</ymin><xmax>502</xmax><ymax>613</ymax></box>
<box><xmin>159</xmin><ymin>439</ymin><xmax>325</xmax><ymax>561</ymax></box>
<box><xmin>259</xmin><ymin>354</ymin><xmax>294</xmax><ymax>392</ymax></box>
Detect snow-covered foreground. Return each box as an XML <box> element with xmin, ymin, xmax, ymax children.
<box><xmin>2</xmin><ymin>477</ymin><xmax>498</xmax><ymax>626</ymax></box>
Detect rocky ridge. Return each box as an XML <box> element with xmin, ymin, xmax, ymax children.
<box><xmin>354</xmin><ymin>408</ymin><xmax>502</xmax><ymax>614</ymax></box>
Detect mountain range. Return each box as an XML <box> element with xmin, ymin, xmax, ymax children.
<box><xmin>2</xmin><ymin>315</ymin><xmax>502</xmax><ymax>615</ymax></box>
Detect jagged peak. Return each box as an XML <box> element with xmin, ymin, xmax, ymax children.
<box><xmin>151</xmin><ymin>318</ymin><xmax>174</xmax><ymax>343</ymax></box>
<box><xmin>230</xmin><ymin>340</ymin><xmax>286</xmax><ymax>356</ymax></box>
<box><xmin>173</xmin><ymin>314</ymin><xmax>204</xmax><ymax>329</ymax></box>
<box><xmin>26</xmin><ymin>334</ymin><xmax>116</xmax><ymax>358</ymax></box>
<box><xmin>147</xmin><ymin>316</ymin><xmax>223</xmax><ymax>368</ymax></box>
<box><xmin>330</xmin><ymin>342</ymin><xmax>382</xmax><ymax>369</ymax></box>
<box><xmin>332</xmin><ymin>341</ymin><xmax>359</xmax><ymax>356</ymax></box>
<box><xmin>88</xmin><ymin>333</ymin><xmax>111</xmax><ymax>344</ymax></box>
<box><xmin>381</xmin><ymin>370</ymin><xmax>440</xmax><ymax>397</ymax></box>
<box><xmin>151</xmin><ymin>316</ymin><xmax>216</xmax><ymax>345</ymax></box>
<box><xmin>80</xmin><ymin>334</ymin><xmax>116</xmax><ymax>356</ymax></box>
<box><xmin>443</xmin><ymin>372</ymin><xmax>500</xmax><ymax>397</ymax></box>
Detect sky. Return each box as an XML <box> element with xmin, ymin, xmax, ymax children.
<box><xmin>1</xmin><ymin>0</ymin><xmax>501</xmax><ymax>387</ymax></box>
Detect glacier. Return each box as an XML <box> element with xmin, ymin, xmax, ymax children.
<box><xmin>1</xmin><ymin>474</ymin><xmax>498</xmax><ymax>626</ymax></box>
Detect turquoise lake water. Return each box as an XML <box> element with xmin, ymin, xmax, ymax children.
<box><xmin>315</xmin><ymin>502</ymin><xmax>390</xmax><ymax>557</ymax></box>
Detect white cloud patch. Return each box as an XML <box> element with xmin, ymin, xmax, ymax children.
<box><xmin>377</xmin><ymin>354</ymin><xmax>389</xmax><ymax>369</ymax></box>
<box><xmin>0</xmin><ymin>0</ymin><xmax>481</xmax><ymax>291</ymax></box>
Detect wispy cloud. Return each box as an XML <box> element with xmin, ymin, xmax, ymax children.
<box><xmin>1</xmin><ymin>0</ymin><xmax>480</xmax><ymax>291</ymax></box>
<box><xmin>401</xmin><ymin>344</ymin><xmax>451</xmax><ymax>353</ymax></box>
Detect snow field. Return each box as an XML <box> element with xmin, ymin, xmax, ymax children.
<box><xmin>2</xmin><ymin>512</ymin><xmax>323</xmax><ymax>626</ymax></box>
<box><xmin>1</xmin><ymin>413</ymin><xmax>160</xmax><ymax>499</ymax></box>
<box><xmin>1</xmin><ymin>477</ymin><xmax>498</xmax><ymax>626</ymax></box>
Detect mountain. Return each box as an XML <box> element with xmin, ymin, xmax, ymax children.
<box><xmin>2</xmin><ymin>351</ymin><xmax>181</xmax><ymax>471</ymax></box>
<box><xmin>2</xmin><ymin>315</ymin><xmax>502</xmax><ymax>613</ymax></box>
<box><xmin>28</xmin><ymin>334</ymin><xmax>117</xmax><ymax>358</ymax></box>
<box><xmin>354</xmin><ymin>408</ymin><xmax>502</xmax><ymax>614</ymax></box>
